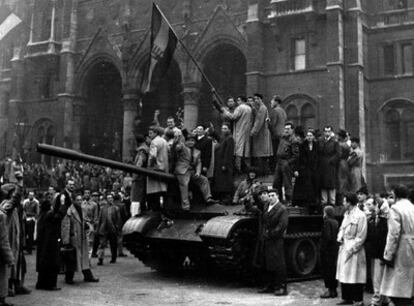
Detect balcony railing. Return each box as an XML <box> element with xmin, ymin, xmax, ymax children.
<box><xmin>267</xmin><ymin>0</ymin><xmax>315</xmax><ymax>18</ymax></box>
<box><xmin>370</xmin><ymin>8</ymin><xmax>414</xmax><ymax>28</ymax></box>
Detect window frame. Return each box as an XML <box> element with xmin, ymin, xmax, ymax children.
<box><xmin>290</xmin><ymin>36</ymin><xmax>307</xmax><ymax>71</ymax></box>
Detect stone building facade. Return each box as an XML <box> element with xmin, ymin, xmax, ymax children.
<box><xmin>0</xmin><ymin>0</ymin><xmax>413</xmax><ymax>191</ymax></box>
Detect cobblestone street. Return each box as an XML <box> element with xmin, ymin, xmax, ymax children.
<box><xmin>10</xmin><ymin>251</ymin><xmax>374</xmax><ymax>306</ymax></box>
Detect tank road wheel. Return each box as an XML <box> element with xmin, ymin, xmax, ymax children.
<box><xmin>288</xmin><ymin>238</ymin><xmax>317</xmax><ymax>277</ymax></box>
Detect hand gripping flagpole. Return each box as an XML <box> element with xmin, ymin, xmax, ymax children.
<box><xmin>154</xmin><ymin>4</ymin><xmax>225</xmax><ymax>112</ymax></box>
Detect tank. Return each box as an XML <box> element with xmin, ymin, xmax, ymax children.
<box><xmin>38</xmin><ymin>143</ymin><xmax>327</xmax><ymax>280</ymax></box>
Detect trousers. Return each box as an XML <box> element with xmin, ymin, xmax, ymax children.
<box><xmin>370</xmin><ymin>259</ymin><xmax>390</xmax><ymax>305</ymax></box>
<box><xmin>98</xmin><ymin>233</ymin><xmax>118</xmax><ymax>261</ymax></box>
<box><xmin>176</xmin><ymin>170</ymin><xmax>211</xmax><ymax>209</ymax></box>
<box><xmin>273</xmin><ymin>159</ymin><xmax>293</xmax><ymax>201</ymax></box>
<box><xmin>321</xmin><ymin>189</ymin><xmax>336</xmax><ymax>205</ymax></box>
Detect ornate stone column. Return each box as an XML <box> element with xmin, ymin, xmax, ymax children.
<box><xmin>182</xmin><ymin>83</ymin><xmax>200</xmax><ymax>130</ymax></box>
<box><xmin>122</xmin><ymin>89</ymin><xmax>139</xmax><ymax>161</ymax></box>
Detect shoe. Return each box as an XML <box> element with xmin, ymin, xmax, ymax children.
<box><xmin>15</xmin><ymin>286</ymin><xmax>31</xmax><ymax>295</ymax></box>
<box><xmin>337</xmin><ymin>301</ymin><xmax>353</xmax><ymax>305</ymax></box>
<box><xmin>7</xmin><ymin>289</ymin><xmax>14</xmax><ymax>297</ymax></box>
<box><xmin>274</xmin><ymin>286</ymin><xmax>288</xmax><ymax>296</ymax></box>
<box><xmin>118</xmin><ymin>253</ymin><xmax>127</xmax><ymax>257</ymax></box>
<box><xmin>320</xmin><ymin>289</ymin><xmax>338</xmax><ymax>298</ymax></box>
<box><xmin>320</xmin><ymin>290</ymin><xmax>333</xmax><ymax>298</ymax></box>
<box><xmin>97</xmin><ymin>259</ymin><xmax>103</xmax><ymax>266</ymax></box>
<box><xmin>65</xmin><ymin>279</ymin><xmax>75</xmax><ymax>285</ymax></box>
<box><xmin>206</xmin><ymin>198</ymin><xmax>219</xmax><ymax>205</ymax></box>
<box><xmin>110</xmin><ymin>259</ymin><xmax>116</xmax><ymax>264</ymax></box>
<box><xmin>257</xmin><ymin>286</ymin><xmax>274</xmax><ymax>293</ymax></box>
<box><xmin>84</xmin><ymin>277</ymin><xmax>99</xmax><ymax>283</ymax></box>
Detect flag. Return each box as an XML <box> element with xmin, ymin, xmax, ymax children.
<box><xmin>0</xmin><ymin>13</ymin><xmax>22</xmax><ymax>42</ymax></box>
<box><xmin>142</xmin><ymin>3</ymin><xmax>177</xmax><ymax>93</ymax></box>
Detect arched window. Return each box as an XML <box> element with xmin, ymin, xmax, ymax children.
<box><xmin>301</xmin><ymin>103</ymin><xmax>316</xmax><ymax>129</ymax></box>
<box><xmin>283</xmin><ymin>94</ymin><xmax>317</xmax><ymax>130</ymax></box>
<box><xmin>286</xmin><ymin>104</ymin><xmax>299</xmax><ymax>126</ymax></box>
<box><xmin>382</xmin><ymin>99</ymin><xmax>414</xmax><ymax>161</ymax></box>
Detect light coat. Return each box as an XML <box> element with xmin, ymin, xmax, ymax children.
<box><xmin>268</xmin><ymin>105</ymin><xmax>287</xmax><ymax>139</ymax></box>
<box><xmin>61</xmin><ymin>204</ymin><xmax>90</xmax><ymax>272</ymax></box>
<box><xmin>380</xmin><ymin>199</ymin><xmax>414</xmax><ymax>298</ymax></box>
<box><xmin>222</xmin><ymin>103</ymin><xmax>252</xmax><ymax>157</ymax></box>
<box><xmin>0</xmin><ymin>209</ymin><xmax>14</xmax><ymax>299</ymax></box>
<box><xmin>251</xmin><ymin>102</ymin><xmax>273</xmax><ymax>157</ymax></box>
<box><xmin>147</xmin><ymin>135</ymin><xmax>169</xmax><ymax>194</ymax></box>
<box><xmin>336</xmin><ymin>205</ymin><xmax>367</xmax><ymax>284</ymax></box>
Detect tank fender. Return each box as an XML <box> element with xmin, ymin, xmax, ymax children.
<box><xmin>122</xmin><ymin>213</ymin><xmax>162</xmax><ymax>236</ymax></box>
<box><xmin>199</xmin><ymin>215</ymin><xmax>256</xmax><ymax>240</ymax></box>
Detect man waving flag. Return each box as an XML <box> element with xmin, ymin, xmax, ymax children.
<box><xmin>0</xmin><ymin>12</ymin><xmax>22</xmax><ymax>42</ymax></box>
<box><xmin>142</xmin><ymin>3</ymin><xmax>178</xmax><ymax>93</ymax></box>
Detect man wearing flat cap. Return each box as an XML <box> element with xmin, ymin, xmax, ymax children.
<box><xmin>174</xmin><ymin>133</ymin><xmax>216</xmax><ymax>210</ymax></box>
<box><xmin>257</xmin><ymin>188</ymin><xmax>289</xmax><ymax>296</ymax></box>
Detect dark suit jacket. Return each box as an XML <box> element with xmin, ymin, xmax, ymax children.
<box><xmin>195</xmin><ymin>136</ymin><xmax>213</xmax><ymax>172</ymax></box>
<box><xmin>261</xmin><ymin>201</ymin><xmax>288</xmax><ymax>271</ymax></box>
<box><xmin>97</xmin><ymin>204</ymin><xmax>121</xmax><ymax>235</ymax></box>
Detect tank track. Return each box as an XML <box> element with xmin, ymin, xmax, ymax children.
<box><xmin>207</xmin><ymin>226</ymin><xmax>256</xmax><ymax>274</ymax></box>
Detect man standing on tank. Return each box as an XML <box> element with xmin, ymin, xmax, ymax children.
<box><xmin>257</xmin><ymin>188</ymin><xmax>289</xmax><ymax>296</ymax></box>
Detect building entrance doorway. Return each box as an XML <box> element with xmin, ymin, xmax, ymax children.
<box><xmin>81</xmin><ymin>61</ymin><xmax>123</xmax><ymax>159</ymax></box>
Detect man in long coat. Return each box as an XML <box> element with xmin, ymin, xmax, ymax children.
<box><xmin>251</xmin><ymin>94</ymin><xmax>273</xmax><ymax>175</ymax></box>
<box><xmin>130</xmin><ymin>134</ymin><xmax>149</xmax><ymax>215</ymax></box>
<box><xmin>336</xmin><ymin>192</ymin><xmax>367</xmax><ymax>305</ymax></box>
<box><xmin>318</xmin><ymin>126</ymin><xmax>340</xmax><ymax>206</ymax></box>
<box><xmin>257</xmin><ymin>188</ymin><xmax>289</xmax><ymax>296</ymax></box>
<box><xmin>0</xmin><ymin>188</ymin><xmax>15</xmax><ymax>306</ymax></box>
<box><xmin>36</xmin><ymin>198</ymin><xmax>62</xmax><ymax>290</ymax></box>
<box><xmin>213</xmin><ymin>123</ymin><xmax>235</xmax><ymax>205</ymax></box>
<box><xmin>268</xmin><ymin>95</ymin><xmax>287</xmax><ymax>169</ymax></box>
<box><xmin>221</xmin><ymin>96</ymin><xmax>252</xmax><ymax>173</ymax></box>
<box><xmin>61</xmin><ymin>194</ymin><xmax>99</xmax><ymax>284</ymax></box>
<box><xmin>147</xmin><ymin>126</ymin><xmax>169</xmax><ymax>211</ymax></box>
<box><xmin>380</xmin><ymin>185</ymin><xmax>414</xmax><ymax>306</ymax></box>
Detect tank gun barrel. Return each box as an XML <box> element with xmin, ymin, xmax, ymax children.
<box><xmin>36</xmin><ymin>143</ymin><xmax>176</xmax><ymax>182</ymax></box>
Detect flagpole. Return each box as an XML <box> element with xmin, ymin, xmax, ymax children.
<box><xmin>154</xmin><ymin>4</ymin><xmax>225</xmax><ymax>109</ymax></box>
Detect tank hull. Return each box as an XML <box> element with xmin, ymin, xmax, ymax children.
<box><xmin>123</xmin><ymin>206</ymin><xmax>326</xmax><ymax>280</ymax></box>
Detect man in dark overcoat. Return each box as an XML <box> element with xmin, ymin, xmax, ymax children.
<box><xmin>36</xmin><ymin>198</ymin><xmax>63</xmax><ymax>290</ymax></box>
<box><xmin>213</xmin><ymin>123</ymin><xmax>235</xmax><ymax>204</ymax></box>
<box><xmin>318</xmin><ymin>126</ymin><xmax>340</xmax><ymax>206</ymax></box>
<box><xmin>257</xmin><ymin>188</ymin><xmax>289</xmax><ymax>296</ymax></box>
<box><xmin>319</xmin><ymin>205</ymin><xmax>339</xmax><ymax>298</ymax></box>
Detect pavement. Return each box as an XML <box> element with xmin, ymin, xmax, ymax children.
<box><xmin>9</xmin><ymin>250</ymin><xmax>374</xmax><ymax>306</ymax></box>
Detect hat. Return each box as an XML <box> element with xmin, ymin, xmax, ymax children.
<box><xmin>255</xmin><ymin>185</ymin><xmax>269</xmax><ymax>195</ymax></box>
<box><xmin>92</xmin><ymin>192</ymin><xmax>99</xmax><ymax>196</ymax></box>
<box><xmin>357</xmin><ymin>186</ymin><xmax>369</xmax><ymax>195</ymax></box>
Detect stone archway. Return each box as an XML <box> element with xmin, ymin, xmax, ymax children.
<box><xmin>80</xmin><ymin>60</ymin><xmax>123</xmax><ymax>159</ymax></box>
<box><xmin>139</xmin><ymin>59</ymin><xmax>183</xmax><ymax>131</ymax></box>
<box><xmin>199</xmin><ymin>43</ymin><xmax>246</xmax><ymax>127</ymax></box>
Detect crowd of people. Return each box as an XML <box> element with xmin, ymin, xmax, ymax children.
<box><xmin>0</xmin><ymin>92</ymin><xmax>413</xmax><ymax>306</ymax></box>
<box><xmin>0</xmin><ymin>173</ymin><xmax>131</xmax><ymax>306</ymax></box>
